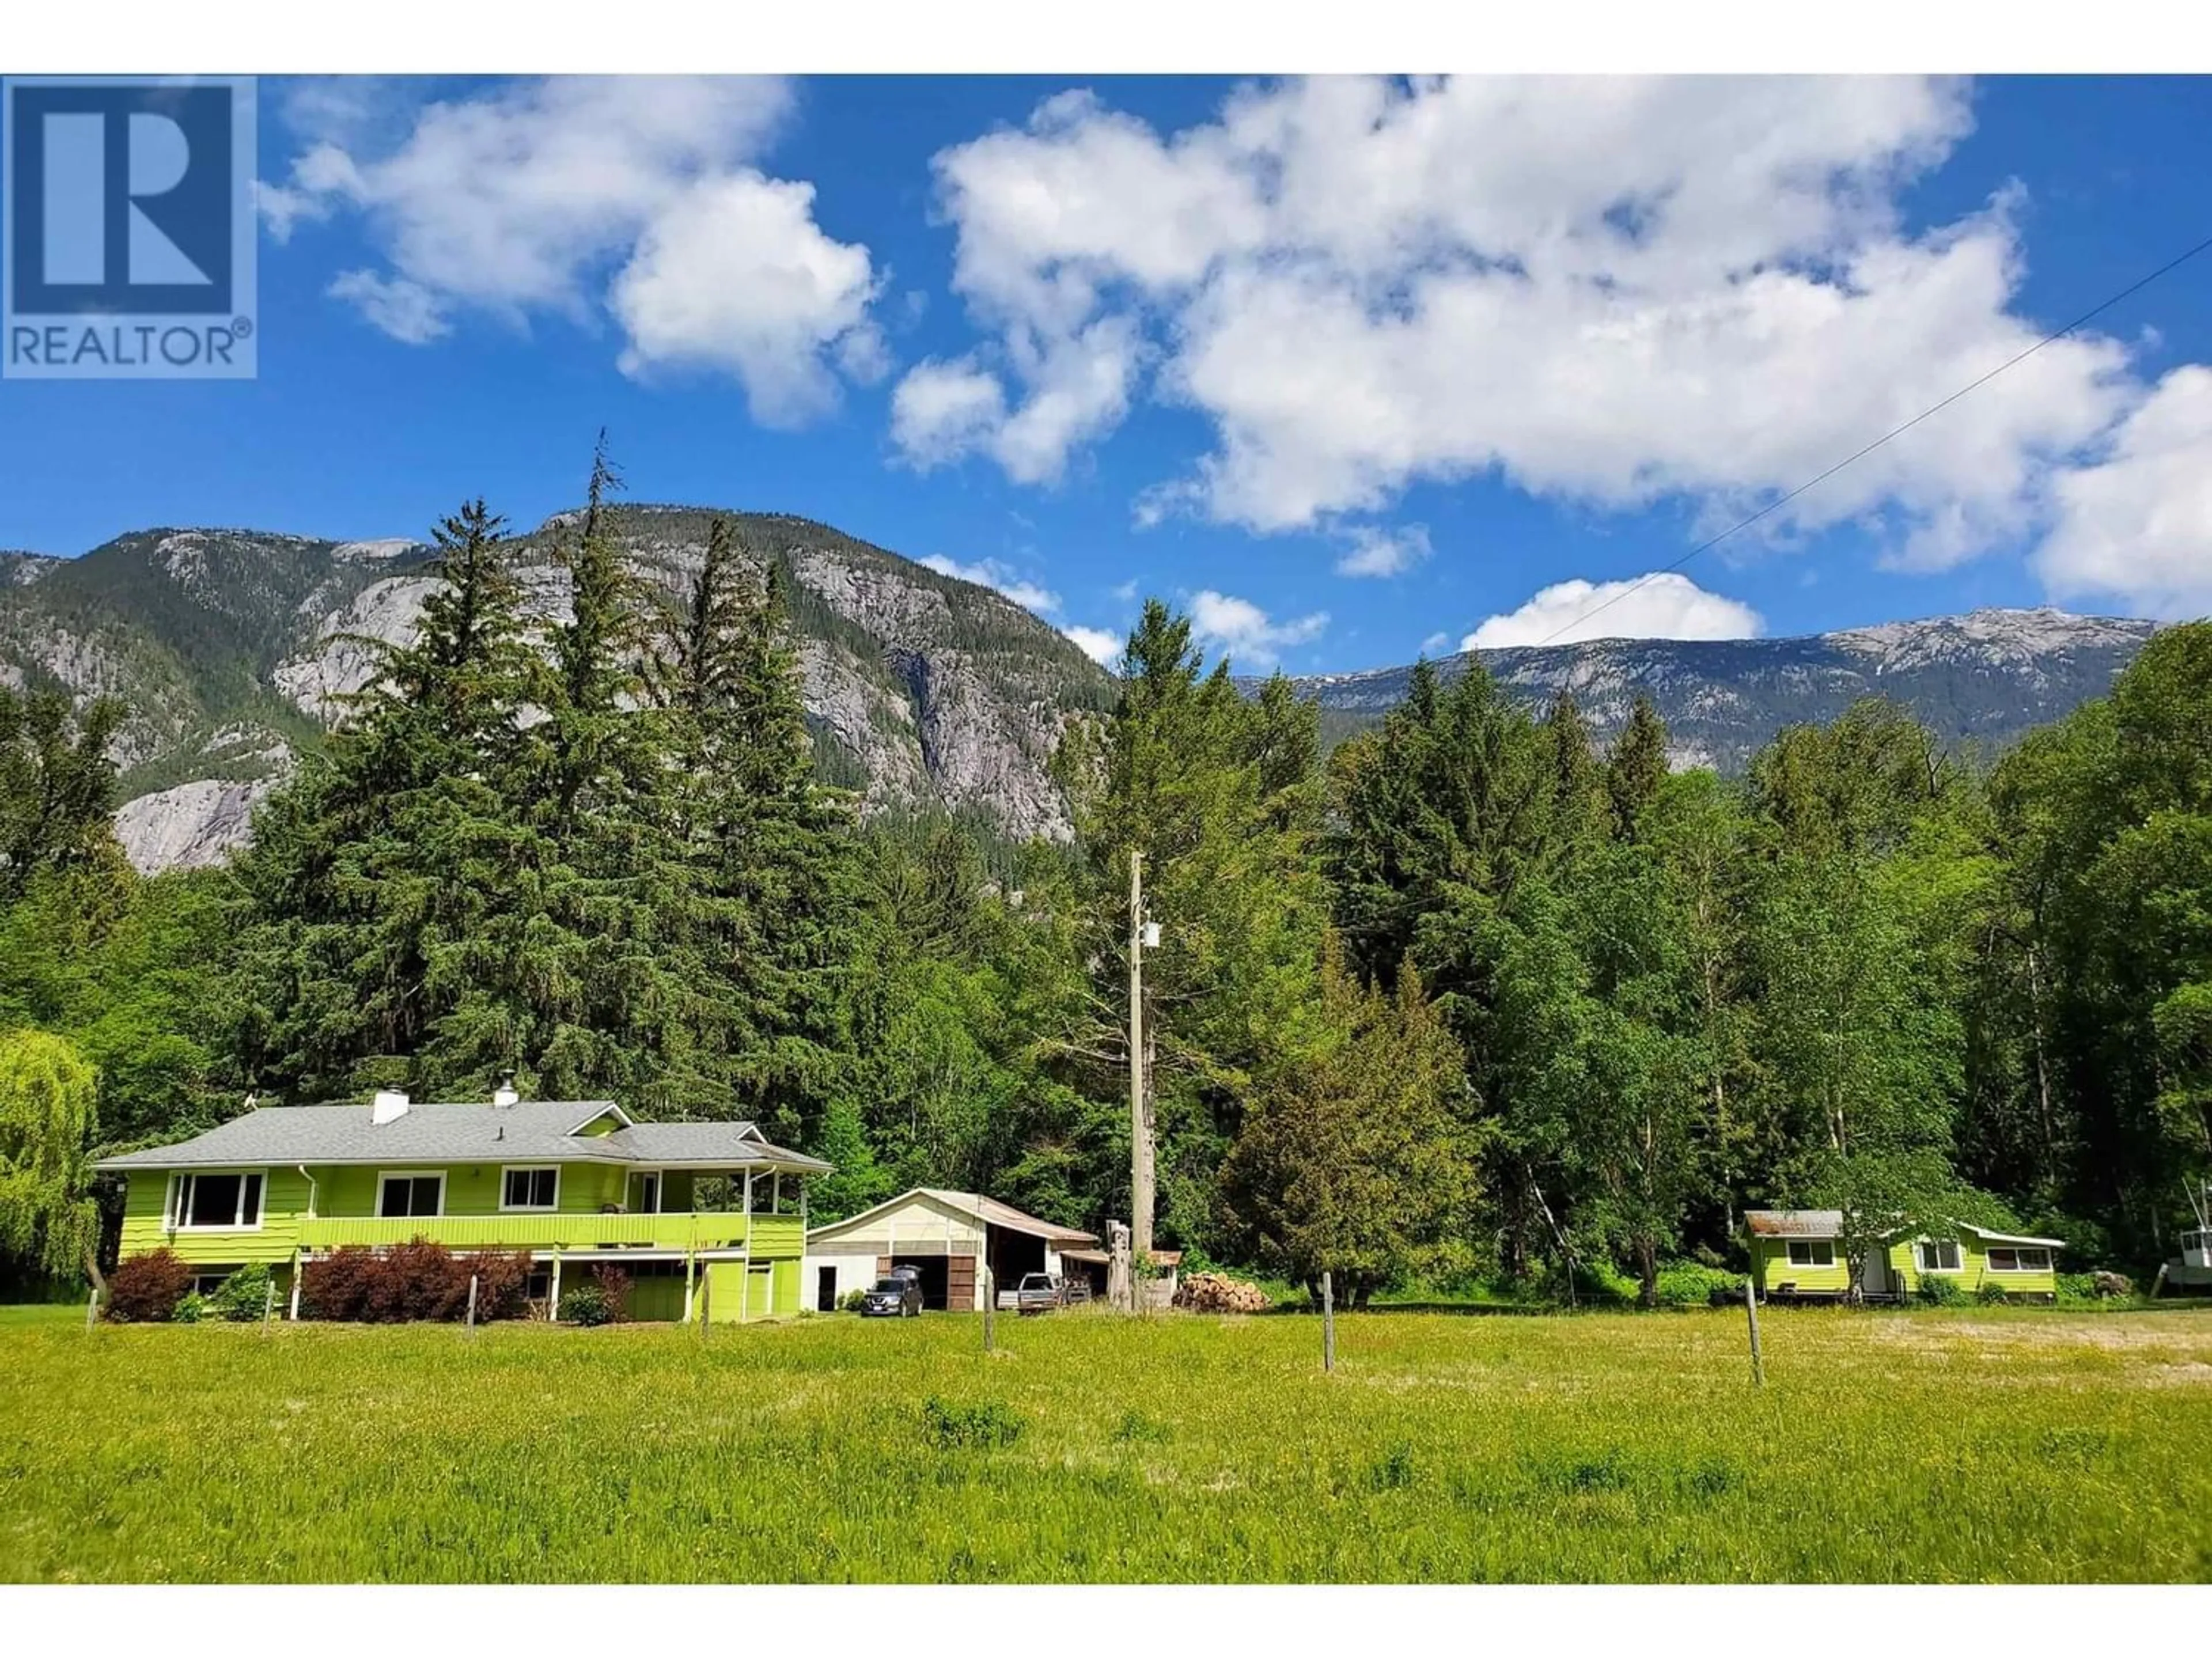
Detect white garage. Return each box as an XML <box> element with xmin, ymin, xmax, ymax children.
<box><xmin>804</xmin><ymin>1188</ymin><xmax>1099</xmax><ymax>1312</ymax></box>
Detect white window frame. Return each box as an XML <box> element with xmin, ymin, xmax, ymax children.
<box><xmin>377</xmin><ymin>1170</ymin><xmax>446</xmax><ymax>1220</ymax></box>
<box><xmin>630</xmin><ymin>1168</ymin><xmax>664</xmax><ymax>1215</ymax></box>
<box><xmin>1987</xmin><ymin>1246</ymin><xmax>2052</xmax><ymax>1274</ymax></box>
<box><xmin>168</xmin><ymin>1169</ymin><xmax>267</xmax><ymax>1232</ymax></box>
<box><xmin>499</xmin><ymin>1165</ymin><xmax>560</xmax><ymax>1213</ymax></box>
<box><xmin>1916</xmin><ymin>1240</ymin><xmax>1962</xmax><ymax>1274</ymax></box>
<box><xmin>1785</xmin><ymin>1240</ymin><xmax>1835</xmax><ymax>1268</ymax></box>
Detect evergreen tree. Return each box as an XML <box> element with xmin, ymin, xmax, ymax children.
<box><xmin>1606</xmin><ymin>692</ymin><xmax>1669</xmax><ymax>843</ymax></box>
<box><xmin>0</xmin><ymin>688</ymin><xmax>124</xmax><ymax>903</ymax></box>
<box><xmin>1218</xmin><ymin>944</ymin><xmax>1482</xmax><ymax>1305</ymax></box>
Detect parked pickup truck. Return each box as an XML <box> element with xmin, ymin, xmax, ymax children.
<box><xmin>1014</xmin><ymin>1271</ymin><xmax>1065</xmax><ymax>1314</ymax></box>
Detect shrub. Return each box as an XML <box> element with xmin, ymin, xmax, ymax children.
<box><xmin>173</xmin><ymin>1291</ymin><xmax>209</xmax><ymax>1324</ymax></box>
<box><xmin>922</xmin><ymin>1396</ymin><xmax>1024</xmax><ymax>1450</ymax></box>
<box><xmin>587</xmin><ymin>1264</ymin><xmax>631</xmax><ymax>1323</ymax></box>
<box><xmin>300</xmin><ymin>1244</ymin><xmax>536</xmax><ymax>1323</ymax></box>
<box><xmin>104</xmin><ymin>1249</ymin><xmax>192</xmax><ymax>1322</ymax></box>
<box><xmin>1653</xmin><ymin>1262</ymin><xmax>1742</xmax><ymax>1308</ymax></box>
<box><xmin>210</xmin><ymin>1263</ymin><xmax>275</xmax><ymax>1322</ymax></box>
<box><xmin>371</xmin><ymin>1239</ymin><xmax>471</xmax><ymax>1322</ymax></box>
<box><xmin>838</xmin><ymin>1287</ymin><xmax>869</xmax><ymax>1312</ymax></box>
<box><xmin>1916</xmin><ymin>1274</ymin><xmax>1964</xmax><ymax>1306</ymax></box>
<box><xmin>558</xmin><ymin>1283</ymin><xmax>615</xmax><ymax>1326</ymax></box>
<box><xmin>299</xmin><ymin>1247</ymin><xmax>381</xmax><ymax>1322</ymax></box>
<box><xmin>464</xmin><ymin>1250</ymin><xmax>534</xmax><ymax>1321</ymax></box>
<box><xmin>1976</xmin><ymin>1282</ymin><xmax>2009</xmax><ymax>1306</ymax></box>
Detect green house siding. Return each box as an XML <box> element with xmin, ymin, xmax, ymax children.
<box><xmin>119</xmin><ymin>1165</ymin><xmax>812</xmax><ymax>1293</ymax></box>
<box><xmin>1747</xmin><ymin>1228</ymin><xmax>2060</xmax><ymax>1299</ymax></box>
<box><xmin>1887</xmin><ymin>1236</ymin><xmax>2058</xmax><ymax>1298</ymax></box>
<box><xmin>1749</xmin><ymin>1237</ymin><xmax>1851</xmax><ymax>1295</ymax></box>
<box><xmin>120</xmin><ymin>1168</ymin><xmax>313</xmax><ymax>1268</ymax></box>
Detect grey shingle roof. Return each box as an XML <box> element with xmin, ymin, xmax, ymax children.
<box><xmin>611</xmin><ymin>1122</ymin><xmax>830</xmax><ymax>1172</ymax></box>
<box><xmin>94</xmin><ymin>1100</ymin><xmax>828</xmax><ymax>1173</ymax></box>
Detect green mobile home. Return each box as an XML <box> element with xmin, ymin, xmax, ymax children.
<box><xmin>94</xmin><ymin>1089</ymin><xmax>829</xmax><ymax>1321</ymax></box>
<box><xmin>1745</xmin><ymin>1210</ymin><xmax>2062</xmax><ymax>1302</ymax></box>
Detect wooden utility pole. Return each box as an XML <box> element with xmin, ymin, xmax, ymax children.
<box><xmin>1129</xmin><ymin>849</ymin><xmax>1154</xmax><ymax>1262</ymax></box>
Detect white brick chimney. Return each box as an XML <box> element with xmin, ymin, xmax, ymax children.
<box><xmin>370</xmin><ymin>1089</ymin><xmax>411</xmax><ymax>1126</ymax></box>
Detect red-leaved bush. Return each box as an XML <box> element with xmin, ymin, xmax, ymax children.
<box><xmin>105</xmin><ymin>1249</ymin><xmax>193</xmax><ymax>1322</ymax></box>
<box><xmin>300</xmin><ymin>1242</ymin><xmax>535</xmax><ymax>1323</ymax></box>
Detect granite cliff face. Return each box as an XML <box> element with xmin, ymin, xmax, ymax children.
<box><xmin>0</xmin><ymin>507</ymin><xmax>1113</xmax><ymax>873</ymax></box>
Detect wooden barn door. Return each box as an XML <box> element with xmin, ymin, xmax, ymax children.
<box><xmin>946</xmin><ymin>1255</ymin><xmax>976</xmax><ymax>1312</ymax></box>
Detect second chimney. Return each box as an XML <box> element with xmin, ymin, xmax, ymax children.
<box><xmin>370</xmin><ymin>1089</ymin><xmax>411</xmax><ymax>1126</ymax></box>
<box><xmin>492</xmin><ymin>1071</ymin><xmax>519</xmax><ymax>1108</ymax></box>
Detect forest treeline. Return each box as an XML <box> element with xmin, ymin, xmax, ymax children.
<box><xmin>3</xmin><ymin>464</ymin><xmax>2209</xmax><ymax>1300</ymax></box>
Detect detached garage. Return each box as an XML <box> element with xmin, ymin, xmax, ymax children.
<box><xmin>805</xmin><ymin>1188</ymin><xmax>1099</xmax><ymax>1312</ymax></box>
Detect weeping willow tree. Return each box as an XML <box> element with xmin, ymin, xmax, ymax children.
<box><xmin>0</xmin><ymin>1029</ymin><xmax>100</xmax><ymax>1282</ymax></box>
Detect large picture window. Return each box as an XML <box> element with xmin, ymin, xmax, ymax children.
<box><xmin>1785</xmin><ymin>1240</ymin><xmax>1835</xmax><ymax>1268</ymax></box>
<box><xmin>1987</xmin><ymin>1247</ymin><xmax>2052</xmax><ymax>1274</ymax></box>
<box><xmin>170</xmin><ymin>1171</ymin><xmax>263</xmax><ymax>1230</ymax></box>
<box><xmin>378</xmin><ymin>1173</ymin><xmax>445</xmax><ymax>1219</ymax></box>
<box><xmin>1916</xmin><ymin>1240</ymin><xmax>1962</xmax><ymax>1274</ymax></box>
<box><xmin>501</xmin><ymin>1166</ymin><xmax>558</xmax><ymax>1211</ymax></box>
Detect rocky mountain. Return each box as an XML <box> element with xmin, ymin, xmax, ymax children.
<box><xmin>0</xmin><ymin>505</ymin><xmax>2169</xmax><ymax>876</ymax></box>
<box><xmin>0</xmin><ymin>509</ymin><xmax>1113</xmax><ymax>873</ymax></box>
<box><xmin>1278</xmin><ymin>609</ymin><xmax>2164</xmax><ymax>769</ymax></box>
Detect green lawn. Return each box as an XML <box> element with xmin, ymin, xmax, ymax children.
<box><xmin>4</xmin><ymin>1304</ymin><xmax>2208</xmax><ymax>1582</ymax></box>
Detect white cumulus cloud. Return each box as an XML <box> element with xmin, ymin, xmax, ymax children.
<box><xmin>1335</xmin><ymin>524</ymin><xmax>1431</xmax><ymax>578</ymax></box>
<box><xmin>1062</xmin><ymin>624</ymin><xmax>1124</xmax><ymax>666</ymax></box>
<box><xmin>919</xmin><ymin>554</ymin><xmax>1059</xmax><ymax>615</ymax></box>
<box><xmin>261</xmin><ymin>76</ymin><xmax>882</xmax><ymax>423</ymax></box>
<box><xmin>901</xmin><ymin>76</ymin><xmax>2148</xmax><ymax>579</ymax></box>
<box><xmin>2037</xmin><ymin>365</ymin><xmax>2212</xmax><ymax>619</ymax></box>
<box><xmin>1188</xmin><ymin>589</ymin><xmax>1328</xmax><ymax>666</ymax></box>
<box><xmin>1463</xmin><ymin>572</ymin><xmax>1764</xmax><ymax>650</ymax></box>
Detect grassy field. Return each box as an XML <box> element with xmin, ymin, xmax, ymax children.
<box><xmin>4</xmin><ymin>1302</ymin><xmax>2209</xmax><ymax>1583</ymax></box>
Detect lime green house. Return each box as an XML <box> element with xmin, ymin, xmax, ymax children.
<box><xmin>1745</xmin><ymin>1210</ymin><xmax>2062</xmax><ymax>1302</ymax></box>
<box><xmin>94</xmin><ymin>1089</ymin><xmax>829</xmax><ymax>1322</ymax></box>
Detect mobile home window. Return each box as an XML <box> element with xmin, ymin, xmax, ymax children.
<box><xmin>1987</xmin><ymin>1247</ymin><xmax>2052</xmax><ymax>1273</ymax></box>
<box><xmin>1785</xmin><ymin>1240</ymin><xmax>1834</xmax><ymax>1268</ymax></box>
<box><xmin>1916</xmin><ymin>1240</ymin><xmax>1962</xmax><ymax>1274</ymax></box>
<box><xmin>171</xmin><ymin>1172</ymin><xmax>263</xmax><ymax>1230</ymax></box>
<box><xmin>501</xmin><ymin>1166</ymin><xmax>558</xmax><ymax>1211</ymax></box>
<box><xmin>378</xmin><ymin>1173</ymin><xmax>445</xmax><ymax>1219</ymax></box>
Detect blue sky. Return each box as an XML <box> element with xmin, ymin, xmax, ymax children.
<box><xmin>4</xmin><ymin>74</ymin><xmax>2210</xmax><ymax>673</ymax></box>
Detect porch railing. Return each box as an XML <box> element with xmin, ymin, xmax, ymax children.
<box><xmin>297</xmin><ymin>1213</ymin><xmax>805</xmax><ymax>1254</ymax></box>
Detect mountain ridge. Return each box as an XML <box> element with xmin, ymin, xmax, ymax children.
<box><xmin>1269</xmin><ymin>607</ymin><xmax>2164</xmax><ymax>770</ymax></box>
<box><xmin>0</xmin><ymin>509</ymin><xmax>2171</xmax><ymax>873</ymax></box>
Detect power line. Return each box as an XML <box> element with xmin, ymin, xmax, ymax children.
<box><xmin>1528</xmin><ymin>230</ymin><xmax>2212</xmax><ymax>649</ymax></box>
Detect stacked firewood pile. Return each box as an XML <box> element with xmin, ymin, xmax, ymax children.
<box><xmin>1172</xmin><ymin>1271</ymin><xmax>1272</xmax><ymax>1313</ymax></box>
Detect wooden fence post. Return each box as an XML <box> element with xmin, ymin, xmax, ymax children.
<box><xmin>699</xmin><ymin>1271</ymin><xmax>711</xmax><ymax>1339</ymax></box>
<box><xmin>1744</xmin><ymin>1274</ymin><xmax>1764</xmax><ymax>1388</ymax></box>
<box><xmin>984</xmin><ymin>1269</ymin><xmax>996</xmax><ymax>1354</ymax></box>
<box><xmin>465</xmin><ymin>1274</ymin><xmax>479</xmax><ymax>1335</ymax></box>
<box><xmin>262</xmin><ymin>1278</ymin><xmax>276</xmax><ymax>1332</ymax></box>
<box><xmin>1321</xmin><ymin>1270</ymin><xmax>1335</xmax><ymax>1373</ymax></box>
<box><xmin>84</xmin><ymin>1282</ymin><xmax>100</xmax><ymax>1332</ymax></box>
